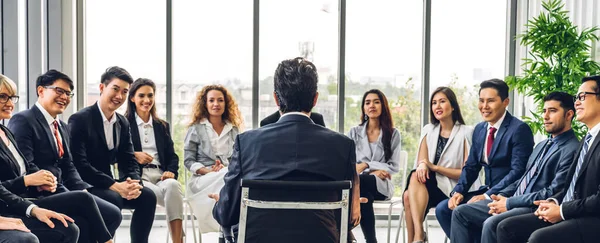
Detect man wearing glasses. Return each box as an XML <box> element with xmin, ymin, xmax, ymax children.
<box><xmin>8</xmin><ymin>70</ymin><xmax>122</xmax><ymax>242</ymax></box>
<box><xmin>496</xmin><ymin>75</ymin><xmax>600</xmax><ymax>243</ymax></box>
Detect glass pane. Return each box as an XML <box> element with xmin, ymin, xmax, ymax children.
<box><xmin>171</xmin><ymin>0</ymin><xmax>252</xmax><ymax>179</ymax></box>
<box><xmin>259</xmin><ymin>0</ymin><xmax>339</xmax><ymax>130</ymax></box>
<box><xmin>430</xmin><ymin>0</ymin><xmax>507</xmax><ymax>126</ymax></box>
<box><xmin>85</xmin><ymin>0</ymin><xmax>166</xmax><ymax>116</ymax></box>
<box><xmin>346</xmin><ymin>1</ymin><xmax>423</xmax><ymax>196</ymax></box>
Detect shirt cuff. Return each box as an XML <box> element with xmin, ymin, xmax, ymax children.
<box><xmin>484</xmin><ymin>193</ymin><xmax>492</xmax><ymax>200</ymax></box>
<box><xmin>190</xmin><ymin>163</ymin><xmax>205</xmax><ymax>175</ymax></box>
<box><xmin>547</xmin><ymin>198</ymin><xmax>559</xmax><ymax>205</ymax></box>
<box><xmin>559</xmin><ymin>204</ymin><xmax>565</xmax><ymax>220</ymax></box>
<box><xmin>26</xmin><ymin>204</ymin><xmax>37</xmax><ymax>217</ymax></box>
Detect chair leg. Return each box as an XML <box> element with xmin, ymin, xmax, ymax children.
<box><xmin>394</xmin><ymin>210</ymin><xmax>404</xmax><ymax>243</ymax></box>
<box><xmin>387</xmin><ymin>203</ymin><xmax>393</xmax><ymax>243</ymax></box>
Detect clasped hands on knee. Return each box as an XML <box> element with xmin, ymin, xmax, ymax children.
<box><xmin>110</xmin><ymin>177</ymin><xmax>143</xmax><ymax>200</ymax></box>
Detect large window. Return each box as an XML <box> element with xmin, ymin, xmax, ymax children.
<box><xmin>85</xmin><ymin>0</ymin><xmax>166</xmax><ymax>117</ymax></box>
<box><xmin>346</xmin><ymin>1</ymin><xmax>423</xmax><ymax>195</ymax></box>
<box><xmin>259</xmin><ymin>0</ymin><xmax>339</xmax><ymax>129</ymax></box>
<box><xmin>430</xmin><ymin>0</ymin><xmax>507</xmax><ymax>126</ymax></box>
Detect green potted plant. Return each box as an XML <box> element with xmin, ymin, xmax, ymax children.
<box><xmin>506</xmin><ymin>0</ymin><xmax>600</xmax><ymax>138</ymax></box>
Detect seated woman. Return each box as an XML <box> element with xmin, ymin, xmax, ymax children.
<box><xmin>184</xmin><ymin>85</ymin><xmax>242</xmax><ymax>233</ymax></box>
<box><xmin>0</xmin><ymin>74</ymin><xmax>109</xmax><ymax>243</ymax></box>
<box><xmin>125</xmin><ymin>78</ymin><xmax>184</xmax><ymax>243</ymax></box>
<box><xmin>347</xmin><ymin>89</ymin><xmax>401</xmax><ymax>243</ymax></box>
<box><xmin>403</xmin><ymin>87</ymin><xmax>477</xmax><ymax>243</ymax></box>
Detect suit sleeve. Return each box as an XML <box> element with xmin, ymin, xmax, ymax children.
<box><xmin>117</xmin><ymin>120</ymin><xmax>141</xmax><ymax>181</ymax></box>
<box><xmin>164</xmin><ymin>123</ymin><xmax>180</xmax><ymax>179</ymax></box>
<box><xmin>68</xmin><ymin>113</ymin><xmax>116</xmax><ymax>189</ymax></box>
<box><xmin>0</xmin><ymin>183</ymin><xmax>33</xmax><ymax>216</ymax></box>
<box><xmin>213</xmin><ymin>135</ymin><xmax>243</xmax><ymax>227</ymax></box>
<box><xmin>485</xmin><ymin>123</ymin><xmax>533</xmax><ymax>196</ymax></box>
<box><xmin>7</xmin><ymin>115</ymin><xmax>40</xmax><ymax>173</ymax></box>
<box><xmin>454</xmin><ymin>126</ymin><xmax>484</xmax><ymax>194</ymax></box>
<box><xmin>59</xmin><ymin>125</ymin><xmax>91</xmax><ymax>191</ymax></box>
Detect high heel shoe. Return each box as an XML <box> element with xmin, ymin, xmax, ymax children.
<box><xmin>411</xmin><ymin>231</ymin><xmax>428</xmax><ymax>243</ymax></box>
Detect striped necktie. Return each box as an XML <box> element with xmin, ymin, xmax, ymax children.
<box><xmin>514</xmin><ymin>139</ymin><xmax>553</xmax><ymax>196</ymax></box>
<box><xmin>563</xmin><ymin>133</ymin><xmax>593</xmax><ymax>202</ymax></box>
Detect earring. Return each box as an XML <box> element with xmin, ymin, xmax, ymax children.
<box><xmin>364</xmin><ymin>114</ymin><xmax>368</xmax><ymax>121</ymax></box>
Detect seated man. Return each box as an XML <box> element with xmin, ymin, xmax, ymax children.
<box><xmin>450</xmin><ymin>92</ymin><xmax>579</xmax><ymax>243</ymax></box>
<box><xmin>435</xmin><ymin>79</ymin><xmax>534</xmax><ymax>237</ymax></box>
<box><xmin>496</xmin><ymin>76</ymin><xmax>600</xmax><ymax>243</ymax></box>
<box><xmin>68</xmin><ymin>66</ymin><xmax>157</xmax><ymax>243</ymax></box>
<box><xmin>260</xmin><ymin>110</ymin><xmax>326</xmax><ymax>127</ymax></box>
<box><xmin>8</xmin><ymin>69</ymin><xmax>122</xmax><ymax>242</ymax></box>
<box><xmin>213</xmin><ymin>57</ymin><xmax>360</xmax><ymax>243</ymax></box>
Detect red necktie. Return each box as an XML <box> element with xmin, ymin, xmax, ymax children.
<box><xmin>486</xmin><ymin>127</ymin><xmax>497</xmax><ymax>158</ymax></box>
<box><xmin>53</xmin><ymin>121</ymin><xmax>64</xmax><ymax>158</ymax></box>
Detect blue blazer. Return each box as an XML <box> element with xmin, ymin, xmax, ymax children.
<box><xmin>213</xmin><ymin>114</ymin><xmax>357</xmax><ymax>242</ymax></box>
<box><xmin>499</xmin><ymin>129</ymin><xmax>579</xmax><ymax>209</ymax></box>
<box><xmin>8</xmin><ymin>105</ymin><xmax>90</xmax><ymax>193</ymax></box>
<box><xmin>454</xmin><ymin>112</ymin><xmax>534</xmax><ymax>196</ymax></box>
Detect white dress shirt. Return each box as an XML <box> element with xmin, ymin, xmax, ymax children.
<box><xmin>5</xmin><ymin>137</ymin><xmax>35</xmax><ymax>216</ymax></box>
<box><xmin>200</xmin><ymin>119</ymin><xmax>234</xmax><ymax>159</ymax></box>
<box><xmin>35</xmin><ymin>102</ymin><xmax>63</xmax><ymax>154</ymax></box>
<box><xmin>97</xmin><ymin>102</ymin><xmax>117</xmax><ymax>150</ymax></box>
<box><xmin>135</xmin><ymin>114</ymin><xmax>160</xmax><ymax>166</ymax></box>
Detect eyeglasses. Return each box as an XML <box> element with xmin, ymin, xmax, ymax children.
<box><xmin>0</xmin><ymin>94</ymin><xmax>19</xmax><ymax>104</ymax></box>
<box><xmin>574</xmin><ymin>92</ymin><xmax>599</xmax><ymax>102</ymax></box>
<box><xmin>44</xmin><ymin>86</ymin><xmax>74</xmax><ymax>98</ymax></box>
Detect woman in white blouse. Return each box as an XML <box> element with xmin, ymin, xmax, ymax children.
<box><xmin>125</xmin><ymin>78</ymin><xmax>184</xmax><ymax>243</ymax></box>
<box><xmin>184</xmin><ymin>85</ymin><xmax>243</xmax><ymax>233</ymax></box>
<box><xmin>403</xmin><ymin>87</ymin><xmax>475</xmax><ymax>243</ymax></box>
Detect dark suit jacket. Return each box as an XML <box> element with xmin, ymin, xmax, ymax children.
<box><xmin>260</xmin><ymin>111</ymin><xmax>325</xmax><ymax>127</ymax></box>
<box><xmin>213</xmin><ymin>114</ymin><xmax>356</xmax><ymax>243</ymax></box>
<box><xmin>8</xmin><ymin>105</ymin><xmax>90</xmax><ymax>193</ymax></box>
<box><xmin>0</xmin><ymin>125</ymin><xmax>36</xmax><ymax>215</ymax></box>
<box><xmin>499</xmin><ymin>129</ymin><xmax>579</xmax><ymax>209</ymax></box>
<box><xmin>127</xmin><ymin>115</ymin><xmax>179</xmax><ymax>179</ymax></box>
<box><xmin>67</xmin><ymin>103</ymin><xmax>141</xmax><ymax>189</ymax></box>
<box><xmin>454</xmin><ymin>112</ymin><xmax>534</xmax><ymax>196</ymax></box>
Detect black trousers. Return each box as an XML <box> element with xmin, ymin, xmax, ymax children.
<box><xmin>34</xmin><ymin>191</ymin><xmax>114</xmax><ymax>243</ymax></box>
<box><xmin>89</xmin><ymin>187</ymin><xmax>156</xmax><ymax>243</ymax></box>
<box><xmin>497</xmin><ymin>212</ymin><xmax>600</xmax><ymax>243</ymax></box>
<box><xmin>20</xmin><ymin>217</ymin><xmax>79</xmax><ymax>243</ymax></box>
<box><xmin>0</xmin><ymin>228</ymin><xmax>41</xmax><ymax>243</ymax></box>
<box><xmin>358</xmin><ymin>174</ymin><xmax>387</xmax><ymax>243</ymax></box>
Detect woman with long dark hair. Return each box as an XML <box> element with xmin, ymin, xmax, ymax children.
<box><xmin>124</xmin><ymin>78</ymin><xmax>184</xmax><ymax>243</ymax></box>
<box><xmin>347</xmin><ymin>89</ymin><xmax>401</xmax><ymax>243</ymax></box>
<box><xmin>403</xmin><ymin>87</ymin><xmax>475</xmax><ymax>243</ymax></box>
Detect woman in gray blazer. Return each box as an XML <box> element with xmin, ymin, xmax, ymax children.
<box><xmin>184</xmin><ymin>85</ymin><xmax>242</xmax><ymax>233</ymax></box>
<box><xmin>348</xmin><ymin>89</ymin><xmax>401</xmax><ymax>243</ymax></box>
<box><xmin>403</xmin><ymin>87</ymin><xmax>476</xmax><ymax>243</ymax></box>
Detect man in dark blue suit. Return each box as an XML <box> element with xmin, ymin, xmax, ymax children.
<box><xmin>212</xmin><ymin>57</ymin><xmax>360</xmax><ymax>243</ymax></box>
<box><xmin>8</xmin><ymin>70</ymin><xmax>122</xmax><ymax>242</ymax></box>
<box><xmin>450</xmin><ymin>92</ymin><xmax>579</xmax><ymax>243</ymax></box>
<box><xmin>435</xmin><ymin>79</ymin><xmax>535</xmax><ymax>237</ymax></box>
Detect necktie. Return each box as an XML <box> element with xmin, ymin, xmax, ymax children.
<box><xmin>486</xmin><ymin>127</ymin><xmax>497</xmax><ymax>158</ymax></box>
<box><xmin>515</xmin><ymin>139</ymin><xmax>553</xmax><ymax>196</ymax></box>
<box><xmin>52</xmin><ymin>121</ymin><xmax>64</xmax><ymax>158</ymax></box>
<box><xmin>563</xmin><ymin>133</ymin><xmax>593</xmax><ymax>202</ymax></box>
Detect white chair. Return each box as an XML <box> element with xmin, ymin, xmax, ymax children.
<box><xmin>237</xmin><ymin>179</ymin><xmax>352</xmax><ymax>243</ymax></box>
<box><xmin>372</xmin><ymin>150</ymin><xmax>409</xmax><ymax>243</ymax></box>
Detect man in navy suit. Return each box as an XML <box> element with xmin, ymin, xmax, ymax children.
<box><xmin>497</xmin><ymin>76</ymin><xmax>600</xmax><ymax>243</ymax></box>
<box><xmin>68</xmin><ymin>67</ymin><xmax>156</xmax><ymax>243</ymax></box>
<box><xmin>8</xmin><ymin>70</ymin><xmax>122</xmax><ymax>242</ymax></box>
<box><xmin>435</xmin><ymin>79</ymin><xmax>535</xmax><ymax>237</ymax></box>
<box><xmin>450</xmin><ymin>91</ymin><xmax>579</xmax><ymax>243</ymax></box>
<box><xmin>212</xmin><ymin>57</ymin><xmax>360</xmax><ymax>243</ymax></box>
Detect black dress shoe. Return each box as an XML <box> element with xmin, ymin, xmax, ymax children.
<box><xmin>225</xmin><ymin>236</ymin><xmax>236</xmax><ymax>243</ymax></box>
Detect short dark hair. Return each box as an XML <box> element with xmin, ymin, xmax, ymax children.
<box><xmin>582</xmin><ymin>75</ymin><xmax>600</xmax><ymax>99</ymax></box>
<box><xmin>479</xmin><ymin>78</ymin><xmax>509</xmax><ymax>101</ymax></box>
<box><xmin>429</xmin><ymin>86</ymin><xmax>466</xmax><ymax>125</ymax></box>
<box><xmin>36</xmin><ymin>70</ymin><xmax>74</xmax><ymax>94</ymax></box>
<box><xmin>543</xmin><ymin>91</ymin><xmax>575</xmax><ymax>120</ymax></box>
<box><xmin>273</xmin><ymin>57</ymin><xmax>318</xmax><ymax>113</ymax></box>
<box><xmin>100</xmin><ymin>66</ymin><xmax>133</xmax><ymax>85</ymax></box>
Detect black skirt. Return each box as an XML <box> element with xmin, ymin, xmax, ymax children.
<box><xmin>404</xmin><ymin>169</ymin><xmax>449</xmax><ymax>210</ymax></box>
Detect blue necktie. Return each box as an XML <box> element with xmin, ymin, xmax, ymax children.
<box><xmin>514</xmin><ymin>139</ymin><xmax>553</xmax><ymax>196</ymax></box>
<box><xmin>563</xmin><ymin>133</ymin><xmax>593</xmax><ymax>202</ymax></box>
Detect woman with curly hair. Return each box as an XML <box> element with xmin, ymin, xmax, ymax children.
<box><xmin>184</xmin><ymin>84</ymin><xmax>243</xmax><ymax>233</ymax></box>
